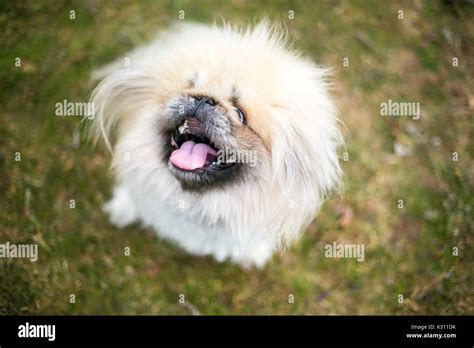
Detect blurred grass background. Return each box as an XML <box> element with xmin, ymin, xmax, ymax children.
<box><xmin>0</xmin><ymin>0</ymin><xmax>473</xmax><ymax>314</ymax></box>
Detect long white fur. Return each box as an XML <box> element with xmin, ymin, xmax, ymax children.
<box><xmin>90</xmin><ymin>22</ymin><xmax>343</xmax><ymax>267</ymax></box>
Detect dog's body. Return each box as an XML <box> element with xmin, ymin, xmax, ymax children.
<box><xmin>91</xmin><ymin>22</ymin><xmax>343</xmax><ymax>267</ymax></box>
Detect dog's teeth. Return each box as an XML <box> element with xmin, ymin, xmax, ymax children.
<box><xmin>178</xmin><ymin>120</ymin><xmax>189</xmax><ymax>134</ymax></box>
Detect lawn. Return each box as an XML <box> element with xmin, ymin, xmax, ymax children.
<box><xmin>0</xmin><ymin>0</ymin><xmax>472</xmax><ymax>315</ymax></box>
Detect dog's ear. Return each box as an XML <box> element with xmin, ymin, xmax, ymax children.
<box><xmin>267</xmin><ymin>66</ymin><xmax>344</xmax><ymax>245</ymax></box>
<box><xmin>88</xmin><ymin>65</ymin><xmax>158</xmax><ymax>152</ymax></box>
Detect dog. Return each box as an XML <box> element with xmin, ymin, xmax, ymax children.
<box><xmin>90</xmin><ymin>22</ymin><xmax>343</xmax><ymax>268</ymax></box>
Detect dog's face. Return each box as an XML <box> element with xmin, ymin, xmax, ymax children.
<box><xmin>163</xmin><ymin>92</ymin><xmax>259</xmax><ymax>190</ymax></box>
<box><xmin>92</xmin><ymin>23</ymin><xmax>342</xmax><ymax>240</ymax></box>
<box><xmin>161</xmin><ymin>68</ymin><xmax>276</xmax><ymax>191</ymax></box>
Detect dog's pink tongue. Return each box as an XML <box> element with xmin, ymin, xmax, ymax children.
<box><xmin>170</xmin><ymin>141</ymin><xmax>215</xmax><ymax>170</ymax></box>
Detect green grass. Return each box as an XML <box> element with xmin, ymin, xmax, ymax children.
<box><xmin>0</xmin><ymin>0</ymin><xmax>473</xmax><ymax>315</ymax></box>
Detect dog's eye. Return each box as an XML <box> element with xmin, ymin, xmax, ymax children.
<box><xmin>235</xmin><ymin>106</ymin><xmax>246</xmax><ymax>124</ymax></box>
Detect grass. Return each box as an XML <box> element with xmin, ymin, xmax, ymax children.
<box><xmin>0</xmin><ymin>0</ymin><xmax>473</xmax><ymax>315</ymax></box>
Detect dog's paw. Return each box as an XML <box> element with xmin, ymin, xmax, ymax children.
<box><xmin>230</xmin><ymin>242</ymin><xmax>274</xmax><ymax>269</ymax></box>
<box><xmin>103</xmin><ymin>186</ymin><xmax>138</xmax><ymax>228</ymax></box>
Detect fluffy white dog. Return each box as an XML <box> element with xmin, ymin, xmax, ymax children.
<box><xmin>90</xmin><ymin>22</ymin><xmax>343</xmax><ymax>268</ymax></box>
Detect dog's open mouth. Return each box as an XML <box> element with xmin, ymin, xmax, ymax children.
<box><xmin>169</xmin><ymin>117</ymin><xmax>235</xmax><ymax>172</ymax></box>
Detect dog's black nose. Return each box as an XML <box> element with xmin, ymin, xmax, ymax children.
<box><xmin>192</xmin><ymin>95</ymin><xmax>216</xmax><ymax>107</ymax></box>
<box><xmin>190</xmin><ymin>95</ymin><xmax>217</xmax><ymax>122</ymax></box>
